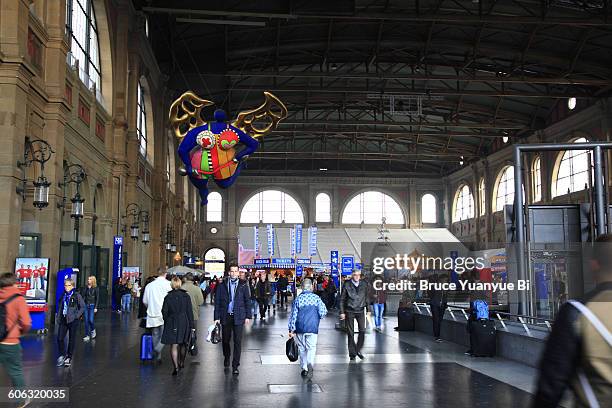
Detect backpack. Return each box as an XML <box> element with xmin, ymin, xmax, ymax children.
<box><xmin>0</xmin><ymin>294</ymin><xmax>22</xmax><ymax>341</ymax></box>
<box><xmin>473</xmin><ymin>300</ymin><xmax>489</xmax><ymax>320</ymax></box>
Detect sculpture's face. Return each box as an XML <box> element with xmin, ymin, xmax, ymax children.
<box><xmin>196</xmin><ymin>130</ymin><xmax>216</xmax><ymax>150</ymax></box>
<box><xmin>218</xmin><ymin>129</ymin><xmax>239</xmax><ymax>150</ymax></box>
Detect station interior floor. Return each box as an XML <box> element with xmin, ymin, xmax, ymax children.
<box><xmin>7</xmin><ymin>302</ymin><xmax>540</xmax><ymax>408</ymax></box>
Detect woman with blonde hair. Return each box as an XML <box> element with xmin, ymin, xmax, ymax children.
<box><xmin>161</xmin><ymin>277</ymin><xmax>194</xmax><ymax>375</ymax></box>
<box><xmin>81</xmin><ymin>276</ymin><xmax>99</xmax><ymax>342</ymax></box>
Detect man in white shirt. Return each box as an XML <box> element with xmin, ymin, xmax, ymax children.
<box><xmin>142</xmin><ymin>268</ymin><xmax>171</xmax><ymax>363</ymax></box>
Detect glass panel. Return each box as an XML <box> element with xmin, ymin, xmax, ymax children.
<box><xmin>19</xmin><ymin>235</ymin><xmax>39</xmax><ymax>258</ymax></box>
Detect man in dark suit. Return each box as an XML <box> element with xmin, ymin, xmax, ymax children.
<box><xmin>214</xmin><ymin>263</ymin><xmax>252</xmax><ymax>375</ymax></box>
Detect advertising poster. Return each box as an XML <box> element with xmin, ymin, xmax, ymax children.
<box><xmin>15</xmin><ymin>258</ymin><xmax>49</xmax><ymax>309</ymax></box>
<box><xmin>122</xmin><ymin>266</ymin><xmax>140</xmax><ymax>281</ymax></box>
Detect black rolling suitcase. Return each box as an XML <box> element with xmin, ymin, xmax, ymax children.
<box><xmin>470</xmin><ymin>319</ymin><xmax>496</xmax><ymax>357</ymax></box>
<box><xmin>396</xmin><ymin>306</ymin><xmax>415</xmax><ymax>331</ymax></box>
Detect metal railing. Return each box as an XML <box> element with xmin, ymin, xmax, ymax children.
<box><xmin>412</xmin><ymin>302</ymin><xmax>553</xmax><ymax>336</ymax></box>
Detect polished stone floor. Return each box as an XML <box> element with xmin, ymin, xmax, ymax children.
<box><xmin>2</xmin><ymin>302</ymin><xmax>538</xmax><ymax>408</ymax></box>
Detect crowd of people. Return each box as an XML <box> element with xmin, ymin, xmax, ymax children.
<box><xmin>1</xmin><ymin>235</ymin><xmax>611</xmax><ymax>407</ymax></box>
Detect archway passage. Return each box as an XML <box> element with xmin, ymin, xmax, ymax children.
<box><xmin>204</xmin><ymin>247</ymin><xmax>225</xmax><ymax>277</ymax></box>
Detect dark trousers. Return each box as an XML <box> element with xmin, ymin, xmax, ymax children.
<box><xmin>0</xmin><ymin>343</ymin><xmax>24</xmax><ymax>387</ymax></box>
<box><xmin>430</xmin><ymin>304</ymin><xmax>445</xmax><ymax>338</ymax></box>
<box><xmin>257</xmin><ymin>298</ymin><xmax>268</xmax><ymax>318</ymax></box>
<box><xmin>221</xmin><ymin>315</ymin><xmax>244</xmax><ymax>369</ymax></box>
<box><xmin>279</xmin><ymin>290</ymin><xmax>288</xmax><ymax>307</ymax></box>
<box><xmin>57</xmin><ymin>319</ymin><xmax>79</xmax><ymax>358</ymax></box>
<box><xmin>345</xmin><ymin>311</ymin><xmax>366</xmax><ymax>357</ymax></box>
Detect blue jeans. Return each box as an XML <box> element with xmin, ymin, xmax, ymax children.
<box><xmin>121</xmin><ymin>294</ymin><xmax>131</xmax><ymax>311</ymax></box>
<box><xmin>295</xmin><ymin>333</ymin><xmax>318</xmax><ymax>370</ymax></box>
<box><xmin>251</xmin><ymin>299</ymin><xmax>258</xmax><ymax>316</ymax></box>
<box><xmin>84</xmin><ymin>304</ymin><xmax>96</xmax><ymax>336</ymax></box>
<box><xmin>373</xmin><ymin>303</ymin><xmax>385</xmax><ymax>328</ymax></box>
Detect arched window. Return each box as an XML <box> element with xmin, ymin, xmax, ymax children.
<box><xmin>137</xmin><ymin>81</ymin><xmax>147</xmax><ymax>159</ymax></box>
<box><xmin>478</xmin><ymin>178</ymin><xmax>486</xmax><ymax>216</ymax></box>
<box><xmin>315</xmin><ymin>193</ymin><xmax>331</xmax><ymax>223</ymax></box>
<box><xmin>66</xmin><ymin>0</ymin><xmax>101</xmax><ymax>94</ymax></box>
<box><xmin>533</xmin><ymin>156</ymin><xmax>542</xmax><ymax>202</ymax></box>
<box><xmin>341</xmin><ymin>191</ymin><xmax>404</xmax><ymax>224</ymax></box>
<box><xmin>421</xmin><ymin>194</ymin><xmax>437</xmax><ymax>223</ymax></box>
<box><xmin>240</xmin><ymin>190</ymin><xmax>304</xmax><ymax>224</ymax></box>
<box><xmin>166</xmin><ymin>134</ymin><xmax>176</xmax><ymax>193</ymax></box>
<box><xmin>495</xmin><ymin>166</ymin><xmax>525</xmax><ymax>211</ymax></box>
<box><xmin>204</xmin><ymin>248</ymin><xmax>225</xmax><ymax>276</ymax></box>
<box><xmin>453</xmin><ymin>184</ymin><xmax>474</xmax><ymax>222</ymax></box>
<box><xmin>207</xmin><ymin>192</ymin><xmax>222</xmax><ymax>222</ymax></box>
<box><xmin>495</xmin><ymin>166</ymin><xmax>514</xmax><ymax>211</ymax></box>
<box><xmin>553</xmin><ymin>137</ymin><xmax>591</xmax><ymax>197</ymax></box>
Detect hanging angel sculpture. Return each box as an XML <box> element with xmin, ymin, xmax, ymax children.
<box><xmin>170</xmin><ymin>91</ymin><xmax>287</xmax><ymax>205</ymax></box>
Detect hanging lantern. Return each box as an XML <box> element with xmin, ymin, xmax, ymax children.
<box><xmin>33</xmin><ymin>176</ymin><xmax>51</xmax><ymax>209</ymax></box>
<box><xmin>170</xmin><ymin>243</ymin><xmax>177</xmax><ymax>252</ymax></box>
<box><xmin>130</xmin><ymin>223</ymin><xmax>139</xmax><ymax>240</ymax></box>
<box><xmin>70</xmin><ymin>193</ymin><xmax>84</xmax><ymax>218</ymax></box>
<box><xmin>142</xmin><ymin>230</ymin><xmax>150</xmax><ymax>244</ymax></box>
<box><xmin>165</xmin><ymin>242</ymin><xmax>172</xmax><ymax>251</ymax></box>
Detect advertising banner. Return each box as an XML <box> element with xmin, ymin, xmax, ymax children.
<box><xmin>296</xmin><ymin>264</ymin><xmax>303</xmax><ymax>277</ymax></box>
<box><xmin>290</xmin><ymin>228</ymin><xmax>296</xmax><ymax>257</ymax></box>
<box><xmin>266</xmin><ymin>224</ymin><xmax>274</xmax><ymax>256</ymax></box>
<box><xmin>309</xmin><ymin>226</ymin><xmax>318</xmax><ymax>256</ymax></box>
<box><xmin>254</xmin><ymin>226</ymin><xmax>259</xmax><ymax>257</ymax></box>
<box><xmin>295</xmin><ymin>224</ymin><xmax>303</xmax><ymax>254</ymax></box>
<box><xmin>331</xmin><ymin>250</ymin><xmax>339</xmax><ymax>287</ymax></box>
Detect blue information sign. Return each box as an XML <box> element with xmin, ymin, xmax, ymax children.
<box><xmin>296</xmin><ymin>258</ymin><xmax>311</xmax><ymax>265</ymax></box>
<box><xmin>112</xmin><ymin>236</ymin><xmax>123</xmax><ymax>311</ymax></box>
<box><xmin>309</xmin><ymin>227</ymin><xmax>318</xmax><ymax>256</ymax></box>
<box><xmin>254</xmin><ymin>258</ymin><xmax>269</xmax><ymax>265</ymax></box>
<box><xmin>272</xmin><ymin>258</ymin><xmax>294</xmax><ymax>265</ymax></box>
<box><xmin>296</xmin><ymin>264</ymin><xmax>303</xmax><ymax>277</ymax></box>
<box><xmin>341</xmin><ymin>256</ymin><xmax>354</xmax><ymax>276</ymax></box>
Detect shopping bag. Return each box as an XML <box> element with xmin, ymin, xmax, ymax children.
<box><xmin>286</xmin><ymin>337</ymin><xmax>299</xmax><ymax>362</ymax></box>
<box><xmin>189</xmin><ymin>329</ymin><xmax>198</xmax><ymax>356</ymax></box>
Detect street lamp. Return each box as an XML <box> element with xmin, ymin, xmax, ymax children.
<box><xmin>17</xmin><ymin>137</ymin><xmax>55</xmax><ymax>209</ymax></box>
<box><xmin>58</xmin><ymin>163</ymin><xmax>86</xmax><ymax>272</ymax></box>
<box><xmin>122</xmin><ymin>203</ymin><xmax>150</xmax><ymax>243</ymax></box>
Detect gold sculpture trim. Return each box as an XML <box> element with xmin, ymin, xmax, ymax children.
<box><xmin>169</xmin><ymin>91</ymin><xmax>214</xmax><ymax>139</ymax></box>
<box><xmin>168</xmin><ymin>91</ymin><xmax>288</xmax><ymax>140</ymax></box>
<box><xmin>232</xmin><ymin>92</ymin><xmax>288</xmax><ymax>139</ymax></box>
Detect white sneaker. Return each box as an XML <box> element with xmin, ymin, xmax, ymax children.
<box><xmin>56</xmin><ymin>356</ymin><xmax>65</xmax><ymax>367</ymax></box>
<box><xmin>91</xmin><ymin>330</ymin><xmax>96</xmax><ymax>339</ymax></box>
<box><xmin>83</xmin><ymin>336</ymin><xmax>90</xmax><ymax>342</ymax></box>
<box><xmin>64</xmin><ymin>357</ymin><xmax>72</xmax><ymax>367</ymax></box>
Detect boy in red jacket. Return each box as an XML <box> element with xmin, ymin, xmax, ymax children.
<box><xmin>0</xmin><ymin>272</ymin><xmax>32</xmax><ymax>388</ymax></box>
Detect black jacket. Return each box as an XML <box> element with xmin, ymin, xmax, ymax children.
<box><xmin>214</xmin><ymin>278</ymin><xmax>252</xmax><ymax>325</ymax></box>
<box><xmin>340</xmin><ymin>280</ymin><xmax>372</xmax><ymax>314</ymax></box>
<box><xmin>161</xmin><ymin>289</ymin><xmax>194</xmax><ymax>345</ymax></box>
<box><xmin>80</xmin><ymin>286</ymin><xmax>99</xmax><ymax>308</ymax></box>
<box><xmin>255</xmin><ymin>280</ymin><xmax>271</xmax><ymax>299</ymax></box>
<box><xmin>533</xmin><ymin>282</ymin><xmax>612</xmax><ymax>407</ymax></box>
<box><xmin>277</xmin><ymin>277</ymin><xmax>289</xmax><ymax>291</ymax></box>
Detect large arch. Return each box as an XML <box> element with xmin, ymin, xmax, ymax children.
<box><xmin>239</xmin><ymin>189</ymin><xmax>305</xmax><ymax>224</ymax></box>
<box><xmin>341</xmin><ymin>190</ymin><xmax>405</xmax><ymax>225</ymax></box>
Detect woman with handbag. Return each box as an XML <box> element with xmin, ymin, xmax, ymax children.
<box><xmin>161</xmin><ymin>277</ymin><xmax>195</xmax><ymax>375</ymax></box>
